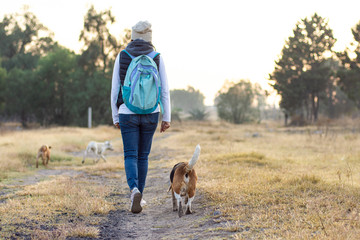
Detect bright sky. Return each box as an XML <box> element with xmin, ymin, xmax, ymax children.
<box><xmin>2</xmin><ymin>0</ymin><xmax>360</xmax><ymax>106</ymax></box>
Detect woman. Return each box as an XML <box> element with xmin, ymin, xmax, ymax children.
<box><xmin>111</xmin><ymin>20</ymin><xmax>171</xmax><ymax>214</ymax></box>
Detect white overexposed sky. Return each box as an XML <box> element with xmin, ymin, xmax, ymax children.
<box><xmin>1</xmin><ymin>0</ymin><xmax>360</xmax><ymax>105</ymax></box>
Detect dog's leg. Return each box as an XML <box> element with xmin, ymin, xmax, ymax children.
<box><xmin>171</xmin><ymin>189</ymin><xmax>178</xmax><ymax>211</ymax></box>
<box><xmin>82</xmin><ymin>149</ymin><xmax>88</xmax><ymax>164</ymax></box>
<box><xmin>174</xmin><ymin>192</ymin><xmax>183</xmax><ymax>217</ymax></box>
<box><xmin>36</xmin><ymin>155</ymin><xmax>39</xmax><ymax>168</ymax></box>
<box><xmin>46</xmin><ymin>152</ymin><xmax>50</xmax><ymax>166</ymax></box>
<box><xmin>42</xmin><ymin>153</ymin><xmax>46</xmax><ymax>167</ymax></box>
<box><xmin>185</xmin><ymin>196</ymin><xmax>195</xmax><ymax>214</ymax></box>
<box><xmin>100</xmin><ymin>154</ymin><xmax>107</xmax><ymax>162</ymax></box>
<box><xmin>93</xmin><ymin>146</ymin><xmax>99</xmax><ymax>163</ymax></box>
<box><xmin>178</xmin><ymin>200</ymin><xmax>183</xmax><ymax>218</ymax></box>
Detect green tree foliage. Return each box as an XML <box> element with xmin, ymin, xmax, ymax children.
<box><xmin>215</xmin><ymin>80</ymin><xmax>263</xmax><ymax>124</ymax></box>
<box><xmin>337</xmin><ymin>21</ymin><xmax>360</xmax><ymax>109</ymax></box>
<box><xmin>270</xmin><ymin>13</ymin><xmax>336</xmax><ymax>123</ymax></box>
<box><xmin>4</xmin><ymin>68</ymin><xmax>34</xmax><ymax>126</ymax></box>
<box><xmin>85</xmin><ymin>71</ymin><xmax>113</xmax><ymax>126</ymax></box>
<box><xmin>32</xmin><ymin>45</ymin><xmax>114</xmax><ymax>126</ymax></box>
<box><xmin>320</xmin><ymin>84</ymin><xmax>357</xmax><ymax>118</ymax></box>
<box><xmin>170</xmin><ymin>86</ymin><xmax>205</xmax><ymax>113</ymax></box>
<box><xmin>33</xmin><ymin>47</ymin><xmax>82</xmax><ymax>125</ymax></box>
<box><xmin>0</xmin><ymin>64</ymin><xmax>6</xmax><ymax>113</ymax></box>
<box><xmin>313</xmin><ymin>59</ymin><xmax>357</xmax><ymax>118</ymax></box>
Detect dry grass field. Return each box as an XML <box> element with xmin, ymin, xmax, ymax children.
<box><xmin>0</xmin><ymin>119</ymin><xmax>360</xmax><ymax>239</ymax></box>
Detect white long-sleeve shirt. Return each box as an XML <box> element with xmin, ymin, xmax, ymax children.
<box><xmin>111</xmin><ymin>53</ymin><xmax>171</xmax><ymax>124</ymax></box>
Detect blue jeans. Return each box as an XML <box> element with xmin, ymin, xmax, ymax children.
<box><xmin>119</xmin><ymin>113</ymin><xmax>159</xmax><ymax>193</ymax></box>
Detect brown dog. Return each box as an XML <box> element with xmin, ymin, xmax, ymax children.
<box><xmin>169</xmin><ymin>144</ymin><xmax>201</xmax><ymax>217</ymax></box>
<box><xmin>36</xmin><ymin>145</ymin><xmax>51</xmax><ymax>168</ymax></box>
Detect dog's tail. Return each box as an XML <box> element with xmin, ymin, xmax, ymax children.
<box><xmin>187</xmin><ymin>144</ymin><xmax>201</xmax><ymax>170</ymax></box>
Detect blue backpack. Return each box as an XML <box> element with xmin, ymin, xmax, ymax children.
<box><xmin>121</xmin><ymin>50</ymin><xmax>162</xmax><ymax>114</ymax></box>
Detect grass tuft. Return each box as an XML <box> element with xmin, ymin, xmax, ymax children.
<box><xmin>214</xmin><ymin>152</ymin><xmax>268</xmax><ymax>166</ymax></box>
<box><xmin>287</xmin><ymin>174</ymin><xmax>321</xmax><ymax>185</ymax></box>
<box><xmin>66</xmin><ymin>224</ymin><xmax>100</xmax><ymax>238</ymax></box>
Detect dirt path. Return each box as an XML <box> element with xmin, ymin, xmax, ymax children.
<box><xmin>93</xmin><ymin>158</ymin><xmax>233</xmax><ymax>240</ymax></box>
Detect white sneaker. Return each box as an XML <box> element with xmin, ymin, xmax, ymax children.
<box><xmin>130</xmin><ymin>187</ymin><xmax>142</xmax><ymax>213</ymax></box>
<box><xmin>140</xmin><ymin>198</ymin><xmax>147</xmax><ymax>207</ymax></box>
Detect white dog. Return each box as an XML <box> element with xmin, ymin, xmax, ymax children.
<box><xmin>82</xmin><ymin>141</ymin><xmax>114</xmax><ymax>164</ymax></box>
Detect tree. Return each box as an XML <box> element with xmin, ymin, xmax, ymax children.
<box><xmin>0</xmin><ymin>9</ymin><xmax>54</xmax><ymax>71</ymax></box>
<box><xmin>79</xmin><ymin>5</ymin><xmax>129</xmax><ymax>74</ymax></box>
<box><xmin>170</xmin><ymin>86</ymin><xmax>205</xmax><ymax>113</ymax></box>
<box><xmin>215</xmin><ymin>80</ymin><xmax>263</xmax><ymax>124</ymax></box>
<box><xmin>269</xmin><ymin>13</ymin><xmax>336</xmax><ymax>123</ymax></box>
<box><xmin>337</xmin><ymin>21</ymin><xmax>360</xmax><ymax>110</ymax></box>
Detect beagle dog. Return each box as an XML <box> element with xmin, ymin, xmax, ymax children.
<box><xmin>169</xmin><ymin>144</ymin><xmax>201</xmax><ymax>217</ymax></box>
<box><xmin>36</xmin><ymin>145</ymin><xmax>51</xmax><ymax>168</ymax></box>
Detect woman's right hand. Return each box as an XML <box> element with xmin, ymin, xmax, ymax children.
<box><xmin>160</xmin><ymin>121</ymin><xmax>170</xmax><ymax>133</ymax></box>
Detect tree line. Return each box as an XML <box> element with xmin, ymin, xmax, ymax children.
<box><xmin>0</xmin><ymin>6</ymin><xmax>130</xmax><ymax>127</ymax></box>
<box><xmin>1</xmin><ymin>9</ymin><xmax>359</xmax><ymax>127</ymax></box>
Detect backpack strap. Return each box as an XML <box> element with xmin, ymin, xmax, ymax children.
<box><xmin>147</xmin><ymin>51</ymin><xmax>160</xmax><ymax>59</ymax></box>
<box><xmin>123</xmin><ymin>50</ymin><xmax>134</xmax><ymax>59</ymax></box>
